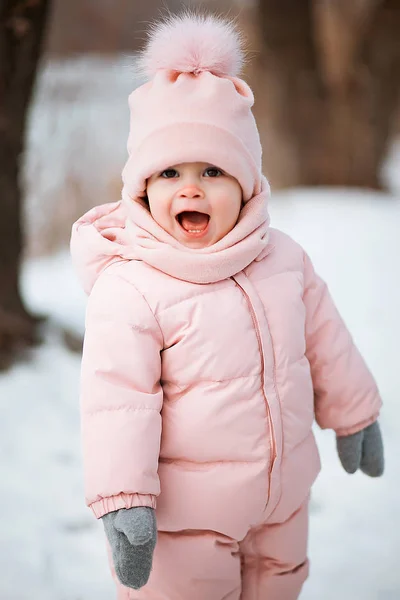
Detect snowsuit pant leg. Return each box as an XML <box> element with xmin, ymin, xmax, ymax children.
<box><xmin>239</xmin><ymin>498</ymin><xmax>310</xmax><ymax>600</ymax></box>
<box><xmin>113</xmin><ymin>529</ymin><xmax>242</xmax><ymax>600</ymax></box>
<box><xmin>110</xmin><ymin>498</ymin><xmax>309</xmax><ymax>600</ymax></box>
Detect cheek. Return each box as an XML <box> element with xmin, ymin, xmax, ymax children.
<box><xmin>214</xmin><ymin>184</ymin><xmax>242</xmax><ymax>220</ymax></box>
<box><xmin>215</xmin><ymin>197</ymin><xmax>241</xmax><ymax>226</ymax></box>
<box><xmin>147</xmin><ymin>189</ymin><xmax>171</xmax><ymax>218</ymax></box>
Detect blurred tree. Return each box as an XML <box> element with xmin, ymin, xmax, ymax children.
<box><xmin>0</xmin><ymin>0</ymin><xmax>51</xmax><ymax>368</ymax></box>
<box><xmin>45</xmin><ymin>0</ymin><xmax>184</xmax><ymax>56</ymax></box>
<box><xmin>241</xmin><ymin>0</ymin><xmax>400</xmax><ymax>189</ymax></box>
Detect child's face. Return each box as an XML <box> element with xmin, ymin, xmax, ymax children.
<box><xmin>146</xmin><ymin>162</ymin><xmax>243</xmax><ymax>248</ymax></box>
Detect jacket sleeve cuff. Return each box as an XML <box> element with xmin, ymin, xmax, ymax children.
<box><xmin>334</xmin><ymin>413</ymin><xmax>380</xmax><ymax>438</ymax></box>
<box><xmin>89</xmin><ymin>493</ymin><xmax>157</xmax><ymax>519</ymax></box>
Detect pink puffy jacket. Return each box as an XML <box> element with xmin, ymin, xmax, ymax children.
<box><xmin>71</xmin><ymin>185</ymin><xmax>381</xmax><ymax>540</ymax></box>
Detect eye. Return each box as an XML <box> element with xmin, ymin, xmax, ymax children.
<box><xmin>204</xmin><ymin>167</ymin><xmax>223</xmax><ymax>177</ymax></box>
<box><xmin>161</xmin><ymin>168</ymin><xmax>179</xmax><ymax>178</ymax></box>
<box><xmin>161</xmin><ymin>168</ymin><xmax>178</xmax><ymax>178</ymax></box>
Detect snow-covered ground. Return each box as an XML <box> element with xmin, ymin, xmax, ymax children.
<box><xmin>1</xmin><ymin>56</ymin><xmax>399</xmax><ymax>599</ymax></box>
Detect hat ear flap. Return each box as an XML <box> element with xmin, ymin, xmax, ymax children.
<box><xmin>228</xmin><ymin>77</ymin><xmax>254</xmax><ymax>105</ymax></box>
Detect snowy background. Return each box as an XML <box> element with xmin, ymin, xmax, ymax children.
<box><xmin>0</xmin><ymin>56</ymin><xmax>399</xmax><ymax>599</ymax></box>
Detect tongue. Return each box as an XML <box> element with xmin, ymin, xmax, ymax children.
<box><xmin>179</xmin><ymin>211</ymin><xmax>209</xmax><ymax>232</ymax></box>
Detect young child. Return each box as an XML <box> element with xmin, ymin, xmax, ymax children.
<box><xmin>70</xmin><ymin>12</ymin><xmax>384</xmax><ymax>600</ymax></box>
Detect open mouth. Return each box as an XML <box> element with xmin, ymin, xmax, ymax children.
<box><xmin>176</xmin><ymin>211</ymin><xmax>210</xmax><ymax>236</ymax></box>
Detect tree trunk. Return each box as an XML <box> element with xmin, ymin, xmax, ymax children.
<box><xmin>240</xmin><ymin>0</ymin><xmax>400</xmax><ymax>189</ymax></box>
<box><xmin>0</xmin><ymin>0</ymin><xmax>51</xmax><ymax>368</ymax></box>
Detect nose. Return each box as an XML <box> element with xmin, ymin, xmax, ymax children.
<box><xmin>178</xmin><ymin>185</ymin><xmax>204</xmax><ymax>199</ymax></box>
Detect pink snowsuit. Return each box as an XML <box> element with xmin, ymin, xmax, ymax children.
<box><xmin>71</xmin><ymin>184</ymin><xmax>381</xmax><ymax>600</ymax></box>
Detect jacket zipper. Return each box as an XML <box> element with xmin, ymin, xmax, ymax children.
<box><xmin>232</xmin><ymin>277</ymin><xmax>277</xmax><ymax>507</ymax></box>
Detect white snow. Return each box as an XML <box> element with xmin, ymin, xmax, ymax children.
<box><xmin>1</xmin><ymin>56</ymin><xmax>399</xmax><ymax>599</ymax></box>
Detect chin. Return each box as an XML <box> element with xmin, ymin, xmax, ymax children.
<box><xmin>182</xmin><ymin>239</ymin><xmax>210</xmax><ymax>249</ymax></box>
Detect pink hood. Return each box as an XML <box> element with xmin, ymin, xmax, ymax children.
<box><xmin>70</xmin><ymin>177</ymin><xmax>271</xmax><ymax>294</ymax></box>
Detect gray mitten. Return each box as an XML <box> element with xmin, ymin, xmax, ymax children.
<box><xmin>336</xmin><ymin>420</ymin><xmax>384</xmax><ymax>477</ymax></box>
<box><xmin>102</xmin><ymin>507</ymin><xmax>157</xmax><ymax>590</ymax></box>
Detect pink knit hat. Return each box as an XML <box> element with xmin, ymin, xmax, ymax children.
<box><xmin>121</xmin><ymin>12</ymin><xmax>263</xmax><ymax>204</ymax></box>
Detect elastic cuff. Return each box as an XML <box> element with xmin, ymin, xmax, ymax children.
<box><xmin>335</xmin><ymin>413</ymin><xmax>379</xmax><ymax>437</ymax></box>
<box><xmin>90</xmin><ymin>493</ymin><xmax>157</xmax><ymax>519</ymax></box>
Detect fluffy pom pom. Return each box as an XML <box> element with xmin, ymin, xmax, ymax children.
<box><xmin>137</xmin><ymin>11</ymin><xmax>245</xmax><ymax>79</ymax></box>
